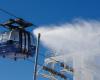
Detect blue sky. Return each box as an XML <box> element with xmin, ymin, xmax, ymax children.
<box><xmin>0</xmin><ymin>0</ymin><xmax>100</xmax><ymax>80</ymax></box>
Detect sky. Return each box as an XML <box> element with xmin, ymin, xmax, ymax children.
<box><xmin>0</xmin><ymin>0</ymin><xmax>100</xmax><ymax>80</ymax></box>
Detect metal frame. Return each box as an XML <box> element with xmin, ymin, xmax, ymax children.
<box><xmin>33</xmin><ymin>33</ymin><xmax>41</xmax><ymax>80</ymax></box>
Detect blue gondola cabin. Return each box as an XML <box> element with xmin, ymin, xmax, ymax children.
<box><xmin>0</xmin><ymin>18</ymin><xmax>36</xmax><ymax>60</ymax></box>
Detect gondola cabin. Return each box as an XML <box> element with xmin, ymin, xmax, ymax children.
<box><xmin>0</xmin><ymin>18</ymin><xmax>36</xmax><ymax>60</ymax></box>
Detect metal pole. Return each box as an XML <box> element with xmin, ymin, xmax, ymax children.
<box><xmin>34</xmin><ymin>33</ymin><xmax>41</xmax><ymax>80</ymax></box>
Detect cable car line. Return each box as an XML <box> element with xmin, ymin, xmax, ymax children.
<box><xmin>0</xmin><ymin>8</ymin><xmax>19</xmax><ymax>18</ymax></box>
<box><xmin>0</xmin><ymin>7</ymin><xmax>38</xmax><ymax>30</ymax></box>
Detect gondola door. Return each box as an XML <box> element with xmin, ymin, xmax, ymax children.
<box><xmin>19</xmin><ymin>30</ymin><xmax>30</xmax><ymax>55</ymax></box>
